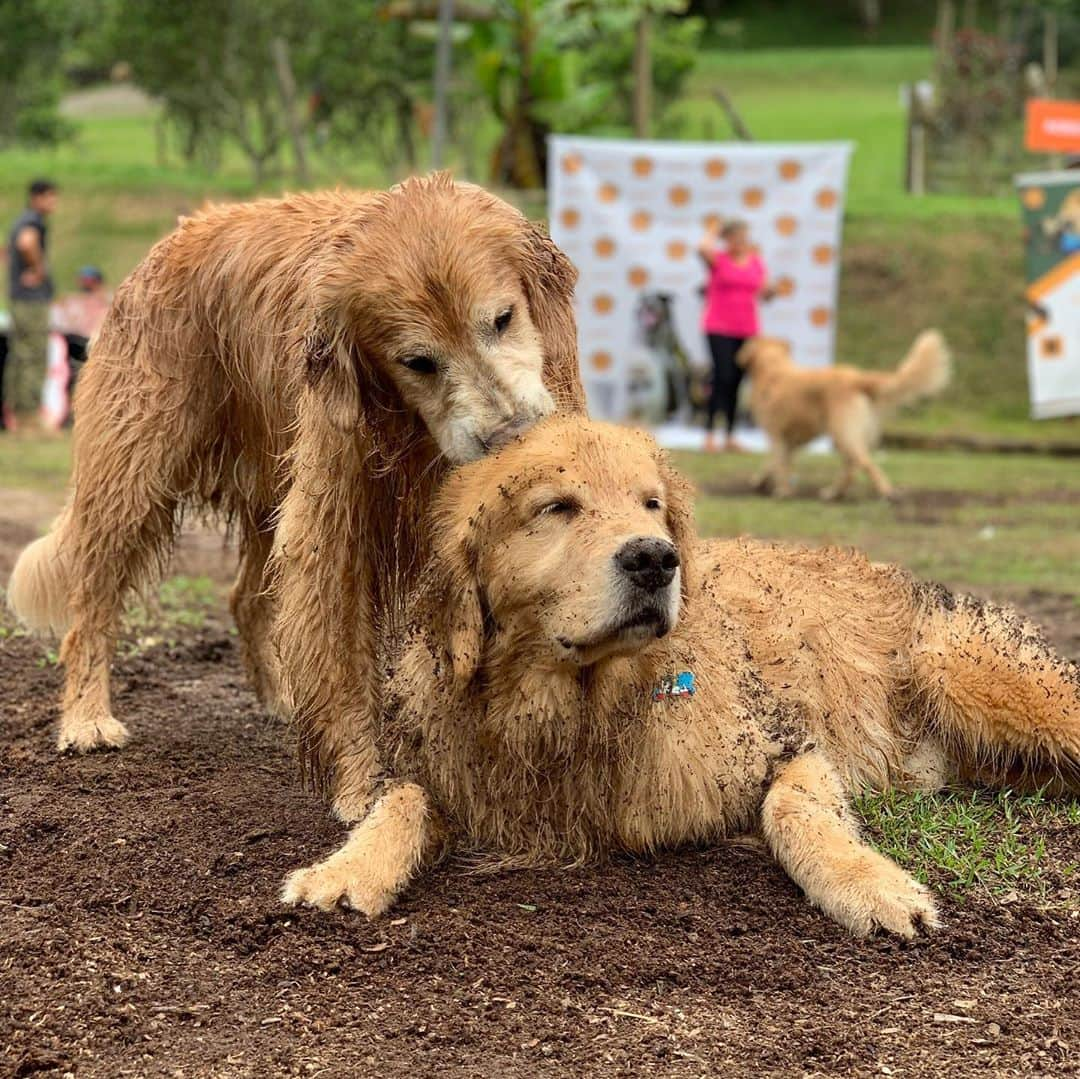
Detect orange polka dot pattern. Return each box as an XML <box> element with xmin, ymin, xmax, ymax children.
<box><xmin>548</xmin><ymin>138</ymin><xmax>852</xmax><ymax>419</ymax></box>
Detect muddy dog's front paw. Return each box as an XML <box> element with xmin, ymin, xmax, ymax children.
<box><xmin>282</xmin><ymin>782</ymin><xmax>435</xmax><ymax>918</ymax></box>
<box><xmin>281</xmin><ymin>844</ymin><xmax>398</xmax><ymax>918</ymax></box>
<box><xmin>822</xmin><ymin>850</ymin><xmax>940</xmax><ymax>939</ymax></box>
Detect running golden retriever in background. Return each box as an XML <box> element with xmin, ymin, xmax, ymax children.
<box><xmin>739</xmin><ymin>330</ymin><xmax>950</xmax><ymax>500</ymax></box>
<box><xmin>284</xmin><ymin>417</ymin><xmax>1080</xmax><ymax>937</ymax></box>
<box><xmin>7</xmin><ymin>176</ymin><xmax>584</xmax><ymax>782</ymax></box>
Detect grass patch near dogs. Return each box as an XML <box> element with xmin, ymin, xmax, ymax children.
<box><xmin>856</xmin><ymin>787</ymin><xmax>1080</xmax><ymax>908</ymax></box>
<box><xmin>0</xmin><ymin>435</ymin><xmax>73</xmax><ymax>494</ymax></box>
<box><xmin>677</xmin><ymin>448</ymin><xmax>1080</xmax><ymax>594</ymax></box>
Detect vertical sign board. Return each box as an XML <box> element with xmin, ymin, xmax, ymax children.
<box><xmin>1016</xmin><ymin>171</ymin><xmax>1080</xmax><ymax>418</ymax></box>
<box><xmin>548</xmin><ymin>136</ymin><xmax>852</xmax><ymax>422</ymax></box>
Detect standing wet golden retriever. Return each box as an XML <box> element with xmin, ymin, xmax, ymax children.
<box><xmin>739</xmin><ymin>331</ymin><xmax>950</xmax><ymax>500</ymax></box>
<box><xmin>284</xmin><ymin>418</ymin><xmax>1079</xmax><ymax>938</ymax></box>
<box><xmin>7</xmin><ymin>176</ymin><xmax>584</xmax><ymax>776</ymax></box>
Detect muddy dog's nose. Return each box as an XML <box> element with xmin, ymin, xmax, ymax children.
<box><xmin>614</xmin><ymin>538</ymin><xmax>680</xmax><ymax>593</ymax></box>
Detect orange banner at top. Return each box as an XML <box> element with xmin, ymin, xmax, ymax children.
<box><xmin>1025</xmin><ymin>99</ymin><xmax>1080</xmax><ymax>153</ymax></box>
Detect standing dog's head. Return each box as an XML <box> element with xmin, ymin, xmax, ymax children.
<box><xmin>305</xmin><ymin>174</ymin><xmax>582</xmax><ymax>463</ymax></box>
<box><xmin>736</xmin><ymin>337</ymin><xmax>793</xmax><ymax>378</ymax></box>
<box><xmin>417</xmin><ymin>418</ymin><xmax>698</xmax><ymax>684</ymax></box>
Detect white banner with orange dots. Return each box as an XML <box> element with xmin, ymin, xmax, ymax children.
<box><xmin>548</xmin><ymin>136</ymin><xmax>853</xmax><ymax>424</ymax></box>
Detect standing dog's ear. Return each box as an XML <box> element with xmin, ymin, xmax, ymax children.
<box><xmin>516</xmin><ymin>220</ymin><xmax>587</xmax><ymax>413</ymax></box>
<box><xmin>423</xmin><ymin>489</ymin><xmax>486</xmax><ymax>687</ymax></box>
<box><xmin>657</xmin><ymin>452</ymin><xmax>699</xmax><ymax>600</ymax></box>
<box><xmin>303</xmin><ymin>313</ymin><xmax>364</xmax><ymax>433</ymax></box>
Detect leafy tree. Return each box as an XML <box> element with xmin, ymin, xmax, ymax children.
<box><xmin>110</xmin><ymin>0</ymin><xmax>316</xmax><ymax>181</ymax></box>
<box><xmin>0</xmin><ymin>0</ymin><xmax>73</xmax><ymax>146</ymax></box>
<box><xmin>468</xmin><ymin>0</ymin><xmax>701</xmax><ymax>188</ymax></box>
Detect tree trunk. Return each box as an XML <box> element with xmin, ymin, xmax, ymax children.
<box><xmin>857</xmin><ymin>0</ymin><xmax>881</xmax><ymax>35</ymax></box>
<box><xmin>633</xmin><ymin>12</ymin><xmax>652</xmax><ymax>139</ymax></box>
<box><xmin>432</xmin><ymin>0</ymin><xmax>454</xmax><ymax>169</ymax></box>
<box><xmin>271</xmin><ymin>37</ymin><xmax>310</xmax><ymax>187</ymax></box>
<box><xmin>935</xmin><ymin>0</ymin><xmax>955</xmax><ymax>80</ymax></box>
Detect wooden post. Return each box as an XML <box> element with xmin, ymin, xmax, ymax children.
<box><xmin>935</xmin><ymin>0</ymin><xmax>955</xmax><ymax>79</ymax></box>
<box><xmin>903</xmin><ymin>85</ymin><xmax>927</xmax><ymax>196</ymax></box>
<box><xmin>271</xmin><ymin>37</ymin><xmax>310</xmax><ymax>186</ymax></box>
<box><xmin>432</xmin><ymin>0</ymin><xmax>455</xmax><ymax>169</ymax></box>
<box><xmin>1044</xmin><ymin>10</ymin><xmax>1062</xmax><ymax>170</ymax></box>
<box><xmin>1043</xmin><ymin>8</ymin><xmax>1058</xmax><ymax>93</ymax></box>
<box><xmin>633</xmin><ymin>11</ymin><xmax>652</xmax><ymax>139</ymax></box>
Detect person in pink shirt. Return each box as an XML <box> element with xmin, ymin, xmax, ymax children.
<box><xmin>698</xmin><ymin>219</ymin><xmax>774</xmax><ymax>451</ymax></box>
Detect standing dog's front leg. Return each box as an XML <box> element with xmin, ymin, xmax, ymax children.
<box><xmin>761</xmin><ymin>750</ymin><xmax>940</xmax><ymax>938</ymax></box>
<box><xmin>282</xmin><ymin>782</ymin><xmax>443</xmax><ymax>917</ymax></box>
<box><xmin>271</xmin><ymin>419</ymin><xmax>384</xmax><ymax>823</ymax></box>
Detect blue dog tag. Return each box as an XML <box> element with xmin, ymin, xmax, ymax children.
<box><xmin>652</xmin><ymin>671</ymin><xmax>695</xmax><ymax>702</ymax></box>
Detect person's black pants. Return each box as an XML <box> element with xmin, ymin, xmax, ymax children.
<box><xmin>705</xmin><ymin>333</ymin><xmax>749</xmax><ymax>434</ymax></box>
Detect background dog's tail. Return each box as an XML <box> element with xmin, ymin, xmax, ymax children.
<box><xmin>867</xmin><ymin>330</ymin><xmax>951</xmax><ymax>411</ymax></box>
<box><xmin>910</xmin><ymin>584</ymin><xmax>1080</xmax><ymax>792</ymax></box>
<box><xmin>6</xmin><ymin>509</ymin><xmax>74</xmax><ymax>636</ymax></box>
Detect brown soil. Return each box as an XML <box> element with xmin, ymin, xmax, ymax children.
<box><xmin>2</xmin><ymin>531</ymin><xmax>1078</xmax><ymax>1077</ymax></box>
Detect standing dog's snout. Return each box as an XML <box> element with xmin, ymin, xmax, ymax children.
<box><xmin>481</xmin><ymin>413</ymin><xmax>537</xmax><ymax>453</ymax></box>
<box><xmin>614</xmin><ymin>537</ymin><xmax>680</xmax><ymax>593</ymax></box>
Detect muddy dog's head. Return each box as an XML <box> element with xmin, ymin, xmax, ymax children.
<box><xmin>418</xmin><ymin>417</ymin><xmax>699</xmax><ymax>684</ymax></box>
<box><xmin>304</xmin><ymin>174</ymin><xmax>583</xmax><ymax>463</ymax></box>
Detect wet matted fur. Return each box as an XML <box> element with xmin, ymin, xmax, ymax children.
<box><xmin>7</xmin><ymin>174</ymin><xmax>585</xmax><ymax>763</ymax></box>
<box><xmin>739</xmin><ymin>330</ymin><xmax>950</xmax><ymax>500</ymax></box>
<box><xmin>284</xmin><ymin>418</ymin><xmax>1080</xmax><ymax>937</ymax></box>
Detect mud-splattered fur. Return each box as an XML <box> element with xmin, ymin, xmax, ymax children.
<box><xmin>285</xmin><ymin>418</ymin><xmax>1079</xmax><ymax>936</ymax></box>
<box><xmin>7</xmin><ymin>175</ymin><xmax>585</xmax><ymax>762</ymax></box>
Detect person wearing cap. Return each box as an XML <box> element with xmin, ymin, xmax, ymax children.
<box><xmin>53</xmin><ymin>265</ymin><xmax>111</xmax><ymax>340</ymax></box>
<box><xmin>5</xmin><ymin>179</ymin><xmax>58</xmax><ymax>430</ymax></box>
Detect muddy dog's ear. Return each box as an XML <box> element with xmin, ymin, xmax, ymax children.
<box><xmin>656</xmin><ymin>451</ymin><xmax>699</xmax><ymax>601</ymax></box>
<box><xmin>422</xmin><ymin>479</ymin><xmax>487</xmax><ymax>687</ymax></box>
<box><xmin>515</xmin><ymin>219</ymin><xmax>587</xmax><ymax>413</ymax></box>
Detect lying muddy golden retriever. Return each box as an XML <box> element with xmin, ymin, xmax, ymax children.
<box><xmin>8</xmin><ymin>176</ymin><xmax>584</xmax><ymax>807</ymax></box>
<box><xmin>284</xmin><ymin>417</ymin><xmax>1080</xmax><ymax>937</ymax></box>
<box><xmin>739</xmin><ymin>331</ymin><xmax>950</xmax><ymax>500</ymax></box>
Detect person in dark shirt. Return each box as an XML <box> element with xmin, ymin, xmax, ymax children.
<box><xmin>5</xmin><ymin>179</ymin><xmax>58</xmax><ymax>431</ymax></box>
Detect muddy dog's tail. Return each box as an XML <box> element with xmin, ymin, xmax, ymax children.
<box><xmin>910</xmin><ymin>585</ymin><xmax>1080</xmax><ymax>791</ymax></box>
<box><xmin>7</xmin><ymin>509</ymin><xmax>74</xmax><ymax>636</ymax></box>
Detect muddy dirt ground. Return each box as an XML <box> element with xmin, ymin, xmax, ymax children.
<box><xmin>2</xmin><ymin>509</ymin><xmax>1078</xmax><ymax>1078</ymax></box>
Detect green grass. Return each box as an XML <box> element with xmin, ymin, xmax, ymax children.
<box><xmin>856</xmin><ymin>787</ymin><xmax>1079</xmax><ymax>906</ymax></box>
<box><xmin>0</xmin><ymin>435</ymin><xmax>73</xmax><ymax>494</ymax></box>
<box><xmin>673</xmin><ymin>447</ymin><xmax>1080</xmax><ymax>593</ymax></box>
<box><xmin>687</xmin><ymin>46</ymin><xmax>1021</xmax><ymax>220</ymax></box>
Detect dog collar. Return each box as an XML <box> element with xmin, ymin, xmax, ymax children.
<box><xmin>652</xmin><ymin>671</ymin><xmax>695</xmax><ymax>702</ymax></box>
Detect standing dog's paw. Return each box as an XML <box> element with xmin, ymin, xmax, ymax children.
<box><xmin>826</xmin><ymin>853</ymin><xmax>941</xmax><ymax>939</ymax></box>
<box><xmin>281</xmin><ymin>852</ymin><xmax>397</xmax><ymax>918</ymax></box>
<box><xmin>57</xmin><ymin>710</ymin><xmax>130</xmax><ymax>753</ymax></box>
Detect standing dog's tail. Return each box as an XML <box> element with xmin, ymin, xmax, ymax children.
<box><xmin>7</xmin><ymin>509</ymin><xmax>73</xmax><ymax>636</ymax></box>
<box><xmin>910</xmin><ymin>584</ymin><xmax>1080</xmax><ymax>791</ymax></box>
<box><xmin>863</xmin><ymin>330</ymin><xmax>951</xmax><ymax>411</ymax></box>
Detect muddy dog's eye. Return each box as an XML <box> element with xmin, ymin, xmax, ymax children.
<box><xmin>537</xmin><ymin>499</ymin><xmax>579</xmax><ymax>519</ymax></box>
<box><xmin>494</xmin><ymin>307</ymin><xmax>514</xmax><ymax>335</ymax></box>
<box><xmin>644</xmin><ymin>497</ymin><xmax>663</xmax><ymax>511</ymax></box>
<box><xmin>400</xmin><ymin>354</ymin><xmax>439</xmax><ymax>375</ymax></box>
